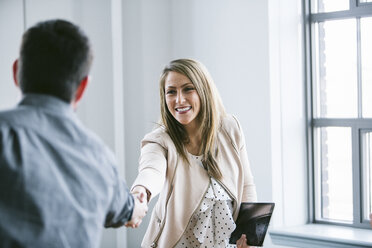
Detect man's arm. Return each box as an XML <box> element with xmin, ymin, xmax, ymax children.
<box><xmin>104</xmin><ymin>157</ymin><xmax>148</xmax><ymax>228</ymax></box>
<box><xmin>104</xmin><ymin>179</ymin><xmax>135</xmax><ymax>228</ymax></box>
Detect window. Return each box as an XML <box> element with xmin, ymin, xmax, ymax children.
<box><xmin>309</xmin><ymin>0</ymin><xmax>372</xmax><ymax>228</ymax></box>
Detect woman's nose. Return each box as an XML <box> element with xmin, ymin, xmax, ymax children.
<box><xmin>176</xmin><ymin>92</ymin><xmax>185</xmax><ymax>104</ymax></box>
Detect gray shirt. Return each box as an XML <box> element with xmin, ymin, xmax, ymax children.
<box><xmin>0</xmin><ymin>94</ymin><xmax>134</xmax><ymax>248</ymax></box>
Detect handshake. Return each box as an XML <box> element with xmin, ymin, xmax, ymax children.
<box><xmin>125</xmin><ymin>186</ymin><xmax>150</xmax><ymax>228</ymax></box>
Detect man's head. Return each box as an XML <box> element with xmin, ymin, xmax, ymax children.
<box><xmin>14</xmin><ymin>19</ymin><xmax>93</xmax><ymax>103</ymax></box>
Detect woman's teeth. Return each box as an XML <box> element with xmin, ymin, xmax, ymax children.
<box><xmin>176</xmin><ymin>107</ymin><xmax>191</xmax><ymax>112</ymax></box>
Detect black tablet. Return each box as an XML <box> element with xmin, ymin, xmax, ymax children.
<box><xmin>229</xmin><ymin>202</ymin><xmax>275</xmax><ymax>247</ymax></box>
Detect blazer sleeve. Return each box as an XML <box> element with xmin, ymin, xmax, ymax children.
<box><xmin>233</xmin><ymin>116</ymin><xmax>257</xmax><ymax>203</ymax></box>
<box><xmin>131</xmin><ymin>133</ymin><xmax>167</xmax><ymax>202</ymax></box>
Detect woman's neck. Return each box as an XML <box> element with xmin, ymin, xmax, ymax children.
<box><xmin>184</xmin><ymin>119</ymin><xmax>202</xmax><ymax>155</ymax></box>
<box><xmin>186</xmin><ymin>130</ymin><xmax>202</xmax><ymax>156</ymax></box>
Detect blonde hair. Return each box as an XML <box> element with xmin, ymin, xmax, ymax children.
<box><xmin>159</xmin><ymin>59</ymin><xmax>226</xmax><ymax>180</ymax></box>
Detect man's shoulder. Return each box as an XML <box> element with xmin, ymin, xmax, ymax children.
<box><xmin>0</xmin><ymin>105</ymin><xmax>112</xmax><ymax>155</ymax></box>
<box><xmin>0</xmin><ymin>104</ymin><xmax>117</xmax><ymax>173</ymax></box>
<box><xmin>0</xmin><ymin>106</ymin><xmax>31</xmax><ymax>126</ymax></box>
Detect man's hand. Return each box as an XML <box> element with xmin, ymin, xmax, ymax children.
<box><xmin>125</xmin><ymin>192</ymin><xmax>148</xmax><ymax>228</ymax></box>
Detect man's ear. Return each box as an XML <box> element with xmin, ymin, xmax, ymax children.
<box><xmin>12</xmin><ymin>59</ymin><xmax>19</xmax><ymax>87</ymax></box>
<box><xmin>72</xmin><ymin>76</ymin><xmax>89</xmax><ymax>109</ymax></box>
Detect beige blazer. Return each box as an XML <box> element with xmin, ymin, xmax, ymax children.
<box><xmin>132</xmin><ymin>115</ymin><xmax>257</xmax><ymax>248</ymax></box>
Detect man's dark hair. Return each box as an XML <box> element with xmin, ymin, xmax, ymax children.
<box><xmin>18</xmin><ymin>19</ymin><xmax>93</xmax><ymax>102</ymax></box>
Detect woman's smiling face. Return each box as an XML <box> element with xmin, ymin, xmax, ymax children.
<box><xmin>164</xmin><ymin>71</ymin><xmax>201</xmax><ymax>129</ymax></box>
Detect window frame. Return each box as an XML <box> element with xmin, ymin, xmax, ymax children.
<box><xmin>307</xmin><ymin>0</ymin><xmax>372</xmax><ymax>229</ymax></box>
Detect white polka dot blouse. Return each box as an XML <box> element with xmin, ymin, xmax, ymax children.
<box><xmin>175</xmin><ymin>154</ymin><xmax>237</xmax><ymax>248</ymax></box>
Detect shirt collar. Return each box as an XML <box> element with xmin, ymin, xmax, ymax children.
<box><xmin>18</xmin><ymin>93</ymin><xmax>76</xmax><ymax>118</ymax></box>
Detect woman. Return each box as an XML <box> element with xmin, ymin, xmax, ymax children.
<box><xmin>131</xmin><ymin>59</ymin><xmax>257</xmax><ymax>248</ymax></box>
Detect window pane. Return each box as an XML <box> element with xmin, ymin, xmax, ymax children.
<box><xmin>315</xmin><ymin>127</ymin><xmax>353</xmax><ymax>222</ymax></box>
<box><xmin>361</xmin><ymin>17</ymin><xmax>372</xmax><ymax>117</ymax></box>
<box><xmin>362</xmin><ymin>132</ymin><xmax>372</xmax><ymax>221</ymax></box>
<box><xmin>311</xmin><ymin>0</ymin><xmax>349</xmax><ymax>13</ymax></box>
<box><xmin>359</xmin><ymin>0</ymin><xmax>372</xmax><ymax>3</ymax></box>
<box><xmin>314</xmin><ymin>19</ymin><xmax>358</xmax><ymax>118</ymax></box>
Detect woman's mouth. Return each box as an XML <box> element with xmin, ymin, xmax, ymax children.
<box><xmin>176</xmin><ymin>106</ymin><xmax>191</xmax><ymax>113</ymax></box>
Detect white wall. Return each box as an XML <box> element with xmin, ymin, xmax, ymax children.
<box><xmin>123</xmin><ymin>0</ymin><xmax>307</xmax><ymax>247</ymax></box>
<box><xmin>0</xmin><ymin>0</ymin><xmax>23</xmax><ymax>109</ymax></box>
<box><xmin>0</xmin><ymin>0</ymin><xmax>307</xmax><ymax>247</ymax></box>
<box><xmin>122</xmin><ymin>1</ymin><xmax>172</xmax><ymax>246</ymax></box>
<box><xmin>171</xmin><ymin>0</ymin><xmax>274</xmax><ymax>202</ymax></box>
<box><xmin>122</xmin><ymin>0</ymin><xmax>282</xmax><ymax>247</ymax></box>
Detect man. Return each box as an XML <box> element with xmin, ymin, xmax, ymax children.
<box><xmin>0</xmin><ymin>19</ymin><xmax>147</xmax><ymax>247</ymax></box>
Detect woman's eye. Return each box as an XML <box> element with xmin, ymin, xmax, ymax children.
<box><xmin>166</xmin><ymin>90</ymin><xmax>176</xmax><ymax>95</ymax></box>
<box><xmin>185</xmin><ymin>87</ymin><xmax>195</xmax><ymax>91</ymax></box>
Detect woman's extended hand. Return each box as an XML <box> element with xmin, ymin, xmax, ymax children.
<box><xmin>236</xmin><ymin>234</ymin><xmax>255</xmax><ymax>248</ymax></box>
<box><xmin>124</xmin><ymin>191</ymin><xmax>148</xmax><ymax>228</ymax></box>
